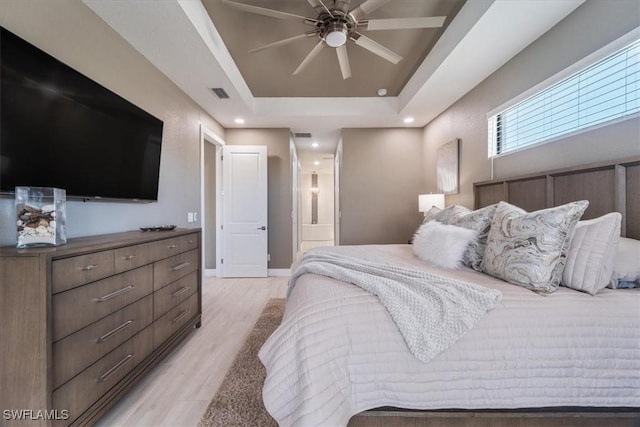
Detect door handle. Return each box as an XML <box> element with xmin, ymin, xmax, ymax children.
<box><xmin>257</xmin><ymin>226</ymin><xmax>266</xmax><ymax>230</ymax></box>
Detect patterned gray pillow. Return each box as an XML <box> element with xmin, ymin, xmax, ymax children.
<box><xmin>422</xmin><ymin>206</ymin><xmax>442</xmax><ymax>223</ymax></box>
<box><xmin>433</xmin><ymin>205</ymin><xmax>471</xmax><ymax>225</ymax></box>
<box><xmin>482</xmin><ymin>200</ymin><xmax>589</xmax><ymax>294</ymax></box>
<box><xmin>451</xmin><ymin>204</ymin><xmax>498</xmax><ymax>271</ymax></box>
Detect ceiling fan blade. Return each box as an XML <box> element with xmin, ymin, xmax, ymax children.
<box><xmin>307</xmin><ymin>0</ymin><xmax>322</xmax><ymax>11</ymax></box>
<box><xmin>353</xmin><ymin>33</ymin><xmax>402</xmax><ymax>64</ymax></box>
<box><xmin>335</xmin><ymin>0</ymin><xmax>352</xmax><ymax>14</ymax></box>
<box><xmin>366</xmin><ymin>16</ymin><xmax>446</xmax><ymax>31</ymax></box>
<box><xmin>349</xmin><ymin>0</ymin><xmax>391</xmax><ymax>20</ymax></box>
<box><xmin>249</xmin><ymin>34</ymin><xmax>309</xmax><ymax>54</ymax></box>
<box><xmin>317</xmin><ymin>0</ymin><xmax>334</xmax><ymax>17</ymax></box>
<box><xmin>336</xmin><ymin>45</ymin><xmax>352</xmax><ymax>80</ymax></box>
<box><xmin>223</xmin><ymin>0</ymin><xmax>315</xmax><ymax>22</ymax></box>
<box><xmin>293</xmin><ymin>41</ymin><xmax>324</xmax><ymax>75</ymax></box>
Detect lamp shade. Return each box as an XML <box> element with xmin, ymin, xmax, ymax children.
<box><xmin>419</xmin><ymin>194</ymin><xmax>445</xmax><ymax>212</ymax></box>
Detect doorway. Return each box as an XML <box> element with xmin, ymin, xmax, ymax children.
<box><xmin>299</xmin><ymin>153</ymin><xmax>335</xmax><ymax>256</ymax></box>
<box><xmin>200</xmin><ymin>125</ymin><xmax>224</xmax><ymax>277</ymax></box>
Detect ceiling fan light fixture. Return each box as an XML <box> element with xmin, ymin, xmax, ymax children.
<box><xmin>324</xmin><ymin>23</ymin><xmax>348</xmax><ymax>48</ymax></box>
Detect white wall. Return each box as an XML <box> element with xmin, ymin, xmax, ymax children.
<box><xmin>0</xmin><ymin>0</ymin><xmax>224</xmax><ymax>246</ymax></box>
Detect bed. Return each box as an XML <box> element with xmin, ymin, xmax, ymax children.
<box><xmin>259</xmin><ymin>158</ymin><xmax>640</xmax><ymax>427</ymax></box>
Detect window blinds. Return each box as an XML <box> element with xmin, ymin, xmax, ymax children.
<box><xmin>488</xmin><ymin>39</ymin><xmax>639</xmax><ymax>156</ymax></box>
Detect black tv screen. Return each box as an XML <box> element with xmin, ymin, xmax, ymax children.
<box><xmin>0</xmin><ymin>27</ymin><xmax>164</xmax><ymax>202</ymax></box>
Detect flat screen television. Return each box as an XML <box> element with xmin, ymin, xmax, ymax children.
<box><xmin>0</xmin><ymin>26</ymin><xmax>164</xmax><ymax>202</ymax></box>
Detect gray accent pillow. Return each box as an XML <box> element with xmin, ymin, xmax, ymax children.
<box><xmin>422</xmin><ymin>206</ymin><xmax>442</xmax><ymax>223</ymax></box>
<box><xmin>433</xmin><ymin>205</ymin><xmax>471</xmax><ymax>225</ymax></box>
<box><xmin>450</xmin><ymin>204</ymin><xmax>498</xmax><ymax>271</ymax></box>
<box><xmin>482</xmin><ymin>200</ymin><xmax>589</xmax><ymax>294</ymax></box>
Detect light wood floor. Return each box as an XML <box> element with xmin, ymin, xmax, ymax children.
<box><xmin>94</xmin><ymin>276</ymin><xmax>637</xmax><ymax>427</ymax></box>
<box><xmin>95</xmin><ymin>276</ymin><xmax>288</xmax><ymax>427</ymax></box>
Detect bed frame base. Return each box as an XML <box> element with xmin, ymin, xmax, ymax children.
<box><xmin>350</xmin><ymin>409</ymin><xmax>640</xmax><ymax>427</ymax></box>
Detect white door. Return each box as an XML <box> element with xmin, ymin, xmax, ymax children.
<box><xmin>222</xmin><ymin>145</ymin><xmax>268</xmax><ymax>277</ymax></box>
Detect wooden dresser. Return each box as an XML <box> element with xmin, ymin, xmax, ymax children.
<box><xmin>0</xmin><ymin>229</ymin><xmax>202</xmax><ymax>426</ymax></box>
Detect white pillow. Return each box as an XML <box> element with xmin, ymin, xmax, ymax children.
<box><xmin>412</xmin><ymin>221</ymin><xmax>478</xmax><ymax>269</ymax></box>
<box><xmin>562</xmin><ymin>212</ymin><xmax>621</xmax><ymax>295</ymax></box>
<box><xmin>609</xmin><ymin>237</ymin><xmax>640</xmax><ymax>288</ymax></box>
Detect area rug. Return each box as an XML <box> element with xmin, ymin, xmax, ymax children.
<box><xmin>198</xmin><ymin>298</ymin><xmax>284</xmax><ymax>427</ymax></box>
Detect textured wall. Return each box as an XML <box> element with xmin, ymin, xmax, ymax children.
<box><xmin>225</xmin><ymin>128</ymin><xmax>293</xmax><ymax>269</ymax></box>
<box><xmin>422</xmin><ymin>0</ymin><xmax>640</xmax><ymax>209</ymax></box>
<box><xmin>0</xmin><ymin>0</ymin><xmax>224</xmax><ymax>246</ymax></box>
<box><xmin>340</xmin><ymin>128</ymin><xmax>424</xmax><ymax>245</ymax></box>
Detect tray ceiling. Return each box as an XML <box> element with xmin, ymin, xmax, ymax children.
<box><xmin>202</xmin><ymin>0</ymin><xmax>464</xmax><ymax>98</ymax></box>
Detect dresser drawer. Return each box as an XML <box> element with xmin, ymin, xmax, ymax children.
<box><xmin>153</xmin><ymin>249</ymin><xmax>198</xmax><ymax>290</ymax></box>
<box><xmin>53</xmin><ymin>325</ymin><xmax>154</xmax><ymax>425</ymax></box>
<box><xmin>114</xmin><ymin>242</ymin><xmax>157</xmax><ymax>273</ymax></box>
<box><xmin>150</xmin><ymin>236</ymin><xmax>184</xmax><ymax>261</ymax></box>
<box><xmin>52</xmin><ymin>295</ymin><xmax>153</xmax><ymax>389</ymax></box>
<box><xmin>154</xmin><ymin>272</ymin><xmax>198</xmax><ymax>320</ymax></box>
<box><xmin>154</xmin><ymin>293</ymin><xmax>198</xmax><ymax>349</ymax></box>
<box><xmin>52</xmin><ymin>250</ymin><xmax>115</xmax><ymax>294</ymax></box>
<box><xmin>52</xmin><ymin>264</ymin><xmax>153</xmax><ymax>341</ymax></box>
<box><xmin>178</xmin><ymin>233</ymin><xmax>199</xmax><ymax>253</ymax></box>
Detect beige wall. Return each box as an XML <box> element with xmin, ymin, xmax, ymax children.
<box><xmin>0</xmin><ymin>0</ymin><xmax>225</xmax><ymax>246</ymax></box>
<box><xmin>423</xmin><ymin>0</ymin><xmax>640</xmax><ymax>209</ymax></box>
<box><xmin>340</xmin><ymin>128</ymin><xmax>424</xmax><ymax>245</ymax></box>
<box><xmin>203</xmin><ymin>142</ymin><xmax>216</xmax><ymax>269</ymax></box>
<box><xmin>225</xmin><ymin>129</ymin><xmax>292</xmax><ymax>269</ymax></box>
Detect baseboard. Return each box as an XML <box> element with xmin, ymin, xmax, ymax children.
<box><xmin>268</xmin><ymin>269</ymin><xmax>291</xmax><ymax>277</ymax></box>
<box><xmin>204</xmin><ymin>269</ymin><xmax>217</xmax><ymax>277</ymax></box>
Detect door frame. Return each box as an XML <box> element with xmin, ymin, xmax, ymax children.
<box><xmin>290</xmin><ymin>136</ymin><xmax>300</xmax><ymax>262</ymax></box>
<box><xmin>199</xmin><ymin>124</ymin><xmax>225</xmax><ymax>278</ymax></box>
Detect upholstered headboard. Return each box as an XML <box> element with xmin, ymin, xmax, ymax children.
<box><xmin>474</xmin><ymin>157</ymin><xmax>640</xmax><ymax>239</ymax></box>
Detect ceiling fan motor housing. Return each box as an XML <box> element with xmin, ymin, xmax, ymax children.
<box><xmin>323</xmin><ymin>21</ymin><xmax>349</xmax><ymax>47</ymax></box>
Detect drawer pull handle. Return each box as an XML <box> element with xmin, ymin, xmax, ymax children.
<box><xmin>97</xmin><ymin>354</ymin><xmax>134</xmax><ymax>383</ymax></box>
<box><xmin>97</xmin><ymin>320</ymin><xmax>134</xmax><ymax>343</ymax></box>
<box><xmin>170</xmin><ymin>262</ymin><xmax>191</xmax><ymax>272</ymax></box>
<box><xmin>187</xmin><ymin>240</ymin><xmax>194</xmax><ymax>244</ymax></box>
<box><xmin>171</xmin><ymin>286</ymin><xmax>190</xmax><ymax>298</ymax></box>
<box><xmin>167</xmin><ymin>244</ymin><xmax>177</xmax><ymax>249</ymax></box>
<box><xmin>82</xmin><ymin>264</ymin><xmax>98</xmax><ymax>271</ymax></box>
<box><xmin>172</xmin><ymin>309</ymin><xmax>191</xmax><ymax>324</ymax></box>
<box><xmin>96</xmin><ymin>285</ymin><xmax>135</xmax><ymax>303</ymax></box>
<box><xmin>124</xmin><ymin>255</ymin><xmax>136</xmax><ymax>260</ymax></box>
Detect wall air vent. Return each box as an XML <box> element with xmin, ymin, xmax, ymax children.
<box><xmin>210</xmin><ymin>88</ymin><xmax>230</xmax><ymax>99</ymax></box>
<box><xmin>294</xmin><ymin>132</ymin><xmax>312</xmax><ymax>138</ymax></box>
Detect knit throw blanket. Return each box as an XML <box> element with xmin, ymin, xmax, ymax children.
<box><xmin>289</xmin><ymin>250</ymin><xmax>503</xmax><ymax>362</ymax></box>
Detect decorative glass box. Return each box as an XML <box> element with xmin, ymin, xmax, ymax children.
<box><xmin>16</xmin><ymin>187</ymin><xmax>67</xmax><ymax>248</ymax></box>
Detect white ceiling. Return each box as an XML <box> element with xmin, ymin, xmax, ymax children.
<box><xmin>83</xmin><ymin>0</ymin><xmax>584</xmax><ymax>154</ymax></box>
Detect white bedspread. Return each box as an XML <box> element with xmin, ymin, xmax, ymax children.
<box><xmin>258</xmin><ymin>245</ymin><xmax>640</xmax><ymax>427</ymax></box>
<box><xmin>289</xmin><ymin>250</ymin><xmax>502</xmax><ymax>362</ymax></box>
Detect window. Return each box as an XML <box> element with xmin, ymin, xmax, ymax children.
<box><xmin>488</xmin><ymin>38</ymin><xmax>639</xmax><ymax>157</ymax></box>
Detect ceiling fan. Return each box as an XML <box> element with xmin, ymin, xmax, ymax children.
<box><xmin>222</xmin><ymin>0</ymin><xmax>446</xmax><ymax>80</ymax></box>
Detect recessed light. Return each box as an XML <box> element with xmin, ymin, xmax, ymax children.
<box><xmin>377</xmin><ymin>88</ymin><xmax>388</xmax><ymax>97</ymax></box>
<box><xmin>403</xmin><ymin>116</ymin><xmax>415</xmax><ymax>124</ymax></box>
<box><xmin>234</xmin><ymin>118</ymin><xmax>245</xmax><ymax>124</ymax></box>
<box><xmin>313</xmin><ymin>161</ymin><xmax>320</xmax><ymax>166</ymax></box>
<box><xmin>311</xmin><ymin>142</ymin><xmax>319</xmax><ymax>148</ymax></box>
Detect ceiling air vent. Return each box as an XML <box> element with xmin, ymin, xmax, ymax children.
<box><xmin>210</xmin><ymin>88</ymin><xmax>230</xmax><ymax>99</ymax></box>
<box><xmin>294</xmin><ymin>132</ymin><xmax>312</xmax><ymax>138</ymax></box>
